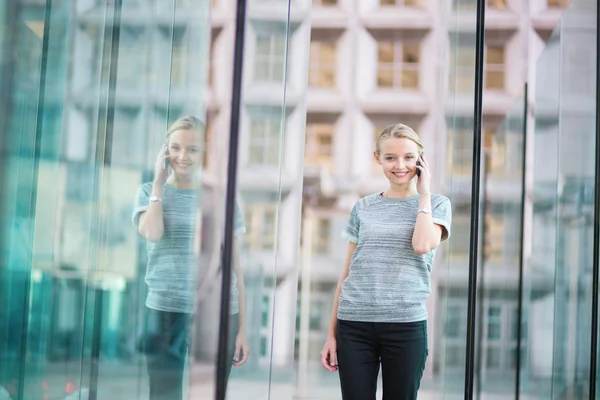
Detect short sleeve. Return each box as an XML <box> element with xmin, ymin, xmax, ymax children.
<box><xmin>132</xmin><ymin>184</ymin><xmax>150</xmax><ymax>227</ymax></box>
<box><xmin>341</xmin><ymin>203</ymin><xmax>360</xmax><ymax>244</ymax></box>
<box><xmin>432</xmin><ymin>197</ymin><xmax>452</xmax><ymax>241</ymax></box>
<box><xmin>233</xmin><ymin>201</ymin><xmax>247</xmax><ymax>237</ymax></box>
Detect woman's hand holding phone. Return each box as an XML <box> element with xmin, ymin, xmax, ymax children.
<box><xmin>415</xmin><ymin>152</ymin><xmax>431</xmax><ymax>196</ymax></box>
<box><xmin>154</xmin><ymin>145</ymin><xmax>170</xmax><ymax>185</ymax></box>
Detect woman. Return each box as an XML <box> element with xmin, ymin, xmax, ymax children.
<box><xmin>132</xmin><ymin>116</ymin><xmax>249</xmax><ymax>400</ymax></box>
<box><xmin>320</xmin><ymin>123</ymin><xmax>452</xmax><ymax>400</ymax></box>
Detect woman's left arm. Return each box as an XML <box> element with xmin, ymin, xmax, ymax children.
<box><xmin>412</xmin><ymin>194</ymin><xmax>443</xmax><ymax>255</ymax></box>
<box><xmin>412</xmin><ymin>153</ymin><xmax>444</xmax><ymax>255</ymax></box>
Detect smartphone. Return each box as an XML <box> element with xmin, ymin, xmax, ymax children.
<box><xmin>416</xmin><ymin>151</ymin><xmax>423</xmax><ymax>177</ymax></box>
<box><xmin>164</xmin><ymin>143</ymin><xmax>170</xmax><ymax>169</ymax></box>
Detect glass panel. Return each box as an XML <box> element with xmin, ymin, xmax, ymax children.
<box><xmin>442</xmin><ymin>0</ymin><xmax>479</xmax><ymax>396</ymax></box>
<box><xmin>551</xmin><ymin>1</ymin><xmax>596</xmax><ymax>398</ymax></box>
<box><xmin>224</xmin><ymin>0</ymin><xmax>308</xmax><ymax>398</ymax></box>
<box><xmin>485</xmin><ymin>45</ymin><xmax>505</xmax><ymax>90</ymax></box>
<box><xmin>0</xmin><ymin>0</ymin><xmax>300</xmax><ymax>399</ymax></box>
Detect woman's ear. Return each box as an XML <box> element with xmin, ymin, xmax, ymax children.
<box><xmin>373</xmin><ymin>151</ymin><xmax>381</xmax><ymax>165</ymax></box>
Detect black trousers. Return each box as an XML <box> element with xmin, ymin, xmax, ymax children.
<box><xmin>336</xmin><ymin>319</ymin><xmax>428</xmax><ymax>400</ymax></box>
<box><xmin>142</xmin><ymin>308</ymin><xmax>239</xmax><ymax>400</ymax></box>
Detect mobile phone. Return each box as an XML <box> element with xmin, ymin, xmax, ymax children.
<box><xmin>164</xmin><ymin>143</ymin><xmax>170</xmax><ymax>169</ymax></box>
<box><xmin>416</xmin><ymin>151</ymin><xmax>423</xmax><ymax>177</ymax></box>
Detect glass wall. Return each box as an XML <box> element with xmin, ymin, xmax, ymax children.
<box><xmin>526</xmin><ymin>0</ymin><xmax>598</xmax><ymax>398</ymax></box>
<box><xmin>0</xmin><ymin>0</ymin><xmax>308</xmax><ymax>399</ymax></box>
<box><xmin>2</xmin><ymin>0</ymin><xmax>600</xmax><ymax>399</ymax></box>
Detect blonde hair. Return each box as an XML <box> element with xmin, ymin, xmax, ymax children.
<box><xmin>375</xmin><ymin>123</ymin><xmax>424</xmax><ymax>154</ymax></box>
<box><xmin>166</xmin><ymin>116</ymin><xmax>204</xmax><ymax>139</ymax></box>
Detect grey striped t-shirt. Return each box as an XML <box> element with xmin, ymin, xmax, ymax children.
<box><xmin>338</xmin><ymin>193</ymin><xmax>452</xmax><ymax>323</ymax></box>
<box><xmin>133</xmin><ymin>183</ymin><xmax>246</xmax><ymax>314</ymax></box>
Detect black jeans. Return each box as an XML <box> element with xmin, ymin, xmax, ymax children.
<box><xmin>142</xmin><ymin>308</ymin><xmax>239</xmax><ymax>400</ymax></box>
<box><xmin>336</xmin><ymin>319</ymin><xmax>428</xmax><ymax>400</ymax></box>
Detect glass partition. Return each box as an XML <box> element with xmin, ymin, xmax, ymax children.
<box><xmin>0</xmin><ymin>0</ymin><xmax>304</xmax><ymax>399</ymax></box>
<box><xmin>523</xmin><ymin>0</ymin><xmax>598</xmax><ymax>398</ymax></box>
<box><xmin>218</xmin><ymin>0</ymin><xmax>310</xmax><ymax>398</ymax></box>
<box><xmin>439</xmin><ymin>0</ymin><xmax>480</xmax><ymax>397</ymax></box>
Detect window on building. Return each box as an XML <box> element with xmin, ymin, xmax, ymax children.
<box><xmin>485</xmin><ymin>45</ymin><xmax>505</xmax><ymax>89</ymax></box>
<box><xmin>260</xmin><ymin>337</ymin><xmax>268</xmax><ymax>357</ymax></box>
<box><xmin>309</xmin><ymin>40</ymin><xmax>337</xmax><ymax>88</ymax></box>
<box><xmin>116</xmin><ymin>28</ymin><xmax>145</xmax><ymax>89</ymax></box>
<box><xmin>450</xmin><ymin>44</ymin><xmax>506</xmax><ymax>92</ymax></box>
<box><xmin>305</xmin><ymin>123</ymin><xmax>334</xmax><ymax>172</ymax></box>
<box><xmin>174</xmin><ymin>44</ymin><xmax>186</xmax><ymax>85</ymax></box>
<box><xmin>309</xmin><ymin>298</ymin><xmax>325</xmax><ymax>330</ymax></box>
<box><xmin>447</xmin><ymin>123</ymin><xmax>503</xmax><ymax>177</ymax></box>
<box><xmin>446</xmin><ymin>345</ymin><xmax>464</xmax><ymax>367</ymax></box>
<box><xmin>449</xmin><ymin>214</ymin><xmax>470</xmax><ymax>261</ymax></box>
<box><xmin>486</xmin><ymin>347</ymin><xmax>502</xmax><ymax>369</ymax></box>
<box><xmin>313</xmin><ymin>0</ymin><xmax>337</xmax><ymax>5</ymax></box>
<box><xmin>548</xmin><ymin>0</ymin><xmax>569</xmax><ymax>7</ymax></box>
<box><xmin>444</xmin><ymin>304</ymin><xmax>467</xmax><ymax>368</ymax></box>
<box><xmin>446</xmin><ymin>126</ymin><xmax>472</xmax><ymax>175</ymax></box>
<box><xmin>445</xmin><ymin>305</ymin><xmax>463</xmax><ymax>338</ymax></box>
<box><xmin>377</xmin><ymin>40</ymin><xmax>420</xmax><ymax>89</ymax></box>
<box><xmin>313</xmin><ymin>218</ymin><xmax>331</xmax><ymax>255</ymax></box>
<box><xmin>453</xmin><ymin>0</ymin><xmax>476</xmax><ymax>11</ymax></box>
<box><xmin>245</xmin><ymin>204</ymin><xmax>277</xmax><ymax>250</ymax></box>
<box><xmin>450</xmin><ymin>45</ymin><xmax>475</xmax><ymax>93</ymax></box>
<box><xmin>484</xmin><ymin>215</ymin><xmax>505</xmax><ymax>262</ymax></box>
<box><xmin>255</xmin><ymin>33</ymin><xmax>286</xmax><ymax>83</ymax></box>
<box><xmin>249</xmin><ymin>116</ymin><xmax>282</xmax><ymax>165</ymax></box>
<box><xmin>487</xmin><ymin>0</ymin><xmax>507</xmax><ymax>8</ymax></box>
<box><xmin>261</xmin><ymin>294</ymin><xmax>271</xmax><ymax>327</ymax></box>
<box><xmin>487</xmin><ymin>306</ymin><xmax>502</xmax><ymax>340</ymax></box>
<box><xmin>379</xmin><ymin>0</ymin><xmax>421</xmax><ymax>6</ymax></box>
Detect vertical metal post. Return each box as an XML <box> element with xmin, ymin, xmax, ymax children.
<box><xmin>589</xmin><ymin>2</ymin><xmax>600</xmax><ymax>397</ymax></box>
<box><xmin>515</xmin><ymin>84</ymin><xmax>528</xmax><ymax>400</ymax></box>
<box><xmin>464</xmin><ymin>0</ymin><xmax>486</xmax><ymax>398</ymax></box>
<box><xmin>215</xmin><ymin>0</ymin><xmax>247</xmax><ymax>398</ymax></box>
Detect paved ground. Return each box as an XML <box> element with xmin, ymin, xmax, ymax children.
<box><xmin>4</xmin><ymin>361</ymin><xmax>549</xmax><ymax>399</ymax></box>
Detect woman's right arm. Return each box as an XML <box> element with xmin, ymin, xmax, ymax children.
<box><xmin>321</xmin><ymin>242</ymin><xmax>357</xmax><ymax>371</ymax></box>
<box><xmin>138</xmin><ymin>146</ymin><xmax>170</xmax><ymax>242</ymax></box>
<box><xmin>138</xmin><ymin>182</ymin><xmax>165</xmax><ymax>242</ymax></box>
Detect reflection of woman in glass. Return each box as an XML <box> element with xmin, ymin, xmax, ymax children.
<box><xmin>320</xmin><ymin>124</ymin><xmax>452</xmax><ymax>400</ymax></box>
<box><xmin>132</xmin><ymin>116</ymin><xmax>249</xmax><ymax>400</ymax></box>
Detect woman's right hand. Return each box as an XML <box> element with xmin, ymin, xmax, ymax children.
<box><xmin>320</xmin><ymin>336</ymin><xmax>338</xmax><ymax>371</ymax></box>
<box><xmin>154</xmin><ymin>145</ymin><xmax>170</xmax><ymax>185</ymax></box>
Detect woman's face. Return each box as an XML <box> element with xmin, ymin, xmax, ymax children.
<box><xmin>374</xmin><ymin>137</ymin><xmax>420</xmax><ymax>185</ymax></box>
<box><xmin>167</xmin><ymin>129</ymin><xmax>201</xmax><ymax>177</ymax></box>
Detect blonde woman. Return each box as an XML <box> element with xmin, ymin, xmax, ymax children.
<box><xmin>133</xmin><ymin>116</ymin><xmax>249</xmax><ymax>400</ymax></box>
<box><xmin>320</xmin><ymin>124</ymin><xmax>452</xmax><ymax>400</ymax></box>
